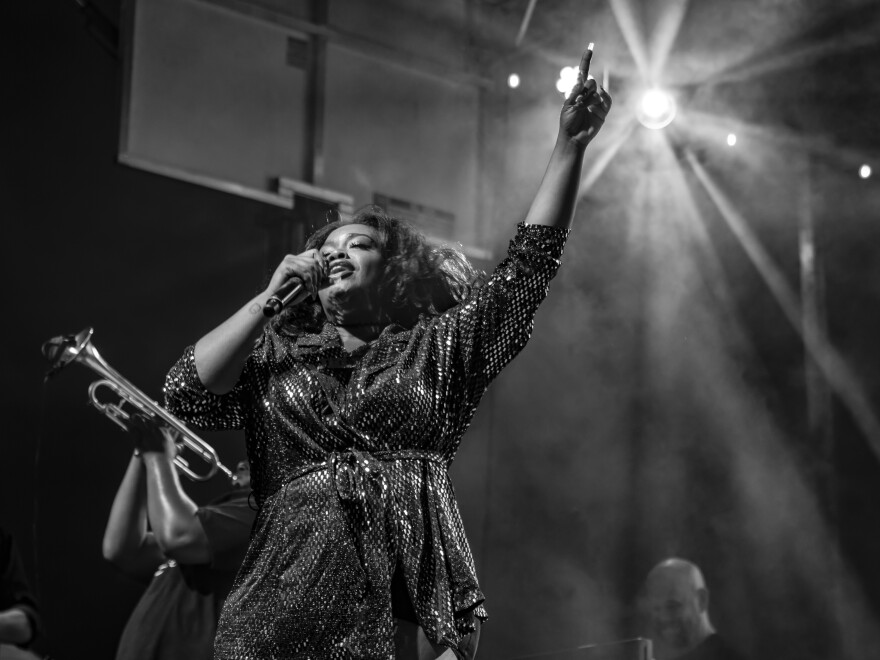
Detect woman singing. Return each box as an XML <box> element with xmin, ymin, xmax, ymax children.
<box><xmin>164</xmin><ymin>47</ymin><xmax>611</xmax><ymax>660</ymax></box>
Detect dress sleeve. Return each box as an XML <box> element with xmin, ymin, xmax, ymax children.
<box><xmin>437</xmin><ymin>222</ymin><xmax>569</xmax><ymax>397</ymax></box>
<box><xmin>163</xmin><ymin>342</ymin><xmax>261</xmax><ymax>431</ymax></box>
<box><xmin>196</xmin><ymin>496</ymin><xmax>257</xmax><ymax>571</ymax></box>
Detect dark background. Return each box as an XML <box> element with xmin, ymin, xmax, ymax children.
<box><xmin>4</xmin><ymin>1</ymin><xmax>880</xmax><ymax>659</ymax></box>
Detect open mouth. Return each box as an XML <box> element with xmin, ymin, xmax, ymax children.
<box><xmin>329</xmin><ymin>263</ymin><xmax>354</xmax><ymax>278</ymax></box>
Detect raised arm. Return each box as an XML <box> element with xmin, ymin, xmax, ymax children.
<box><xmin>193</xmin><ymin>251</ymin><xmax>328</xmax><ymax>394</ymax></box>
<box><xmin>103</xmin><ymin>416</ymin><xmax>211</xmax><ymax>573</ymax></box>
<box><xmin>434</xmin><ymin>48</ymin><xmax>612</xmax><ymax>400</ymax></box>
<box><xmin>524</xmin><ymin>45</ymin><xmax>611</xmax><ymax>230</ymax></box>
<box><xmin>102</xmin><ymin>445</ymin><xmax>165</xmax><ymax>580</ymax></box>
<box><xmin>128</xmin><ymin>417</ymin><xmax>216</xmax><ymax>565</ymax></box>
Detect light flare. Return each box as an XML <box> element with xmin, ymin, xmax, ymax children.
<box><xmin>636</xmin><ymin>88</ymin><xmax>677</xmax><ymax>129</ymax></box>
<box><xmin>556</xmin><ymin>66</ymin><xmax>579</xmax><ymax>96</ymax></box>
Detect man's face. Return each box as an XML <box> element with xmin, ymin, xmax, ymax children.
<box><xmin>645</xmin><ymin>583</ymin><xmax>703</xmax><ymax>654</ymax></box>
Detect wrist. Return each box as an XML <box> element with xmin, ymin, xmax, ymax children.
<box><xmin>139</xmin><ymin>448</ymin><xmax>171</xmax><ymax>463</ymax></box>
<box><xmin>556</xmin><ymin>133</ymin><xmax>588</xmax><ymax>154</ymax></box>
<box><xmin>248</xmin><ymin>290</ymin><xmax>276</xmax><ymax>319</ymax></box>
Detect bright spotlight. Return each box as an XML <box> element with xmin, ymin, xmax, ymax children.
<box><xmin>859</xmin><ymin>164</ymin><xmax>872</xmax><ymax>179</ymax></box>
<box><xmin>507</xmin><ymin>73</ymin><xmax>520</xmax><ymax>89</ymax></box>
<box><xmin>636</xmin><ymin>88</ymin><xmax>676</xmax><ymax>129</ymax></box>
<box><xmin>727</xmin><ymin>133</ymin><xmax>737</xmax><ymax>147</ymax></box>
<box><xmin>556</xmin><ymin>66</ymin><xmax>579</xmax><ymax>97</ymax></box>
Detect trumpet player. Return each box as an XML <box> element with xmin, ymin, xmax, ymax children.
<box><xmin>102</xmin><ymin>415</ymin><xmax>255</xmax><ymax>660</ymax></box>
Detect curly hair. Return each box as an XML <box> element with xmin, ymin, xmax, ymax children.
<box><xmin>273</xmin><ymin>205</ymin><xmax>485</xmax><ymax>333</ymax></box>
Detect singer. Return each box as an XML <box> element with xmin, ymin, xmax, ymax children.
<box><xmin>163</xmin><ymin>45</ymin><xmax>611</xmax><ymax>660</ymax></box>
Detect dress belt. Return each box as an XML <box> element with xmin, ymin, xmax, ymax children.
<box><xmin>276</xmin><ymin>449</ymin><xmax>448</xmax><ymax>599</ymax></box>
<box><xmin>283</xmin><ymin>448</ymin><xmax>447</xmax><ymax>501</ymax></box>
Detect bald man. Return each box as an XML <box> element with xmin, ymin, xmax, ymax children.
<box><xmin>640</xmin><ymin>558</ymin><xmax>745</xmax><ymax>660</ymax></box>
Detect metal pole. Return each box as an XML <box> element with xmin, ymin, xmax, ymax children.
<box><xmin>305</xmin><ymin>0</ymin><xmax>328</xmax><ymax>185</ymax></box>
<box><xmin>798</xmin><ymin>151</ymin><xmax>840</xmax><ymax>653</ymax></box>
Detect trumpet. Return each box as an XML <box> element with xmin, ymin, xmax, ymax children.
<box><xmin>42</xmin><ymin>327</ymin><xmax>233</xmax><ymax>482</ymax></box>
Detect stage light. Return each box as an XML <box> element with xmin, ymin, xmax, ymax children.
<box><xmin>556</xmin><ymin>66</ymin><xmax>579</xmax><ymax>97</ymax></box>
<box><xmin>859</xmin><ymin>164</ymin><xmax>872</xmax><ymax>179</ymax></box>
<box><xmin>508</xmin><ymin>73</ymin><xmax>520</xmax><ymax>89</ymax></box>
<box><xmin>727</xmin><ymin>133</ymin><xmax>737</xmax><ymax>147</ymax></box>
<box><xmin>636</xmin><ymin>88</ymin><xmax>676</xmax><ymax>129</ymax></box>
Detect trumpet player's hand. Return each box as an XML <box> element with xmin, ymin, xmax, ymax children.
<box><xmin>129</xmin><ymin>414</ymin><xmax>178</xmax><ymax>459</ymax></box>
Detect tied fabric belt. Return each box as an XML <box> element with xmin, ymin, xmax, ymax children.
<box><xmin>280</xmin><ymin>448</ymin><xmax>449</xmax><ymax>597</ymax></box>
<box><xmin>283</xmin><ymin>448</ymin><xmax>448</xmax><ymax>501</ymax></box>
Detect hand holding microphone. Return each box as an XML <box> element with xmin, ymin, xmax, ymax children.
<box><xmin>262</xmin><ymin>250</ymin><xmax>328</xmax><ymax>318</ymax></box>
<box><xmin>263</xmin><ymin>278</ymin><xmax>310</xmax><ymax>317</ymax></box>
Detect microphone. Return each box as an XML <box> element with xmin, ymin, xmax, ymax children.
<box><xmin>263</xmin><ymin>278</ymin><xmax>311</xmax><ymax>318</ymax></box>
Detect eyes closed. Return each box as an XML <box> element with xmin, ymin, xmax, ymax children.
<box><xmin>321</xmin><ymin>239</ymin><xmax>375</xmax><ymax>259</ymax></box>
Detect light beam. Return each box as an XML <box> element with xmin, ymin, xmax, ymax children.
<box><xmin>686</xmin><ymin>150</ymin><xmax>880</xmax><ymax>461</ymax></box>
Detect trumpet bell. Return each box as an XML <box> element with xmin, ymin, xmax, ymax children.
<box><xmin>43</xmin><ymin>327</ymin><xmax>97</xmax><ymax>380</ymax></box>
<box><xmin>42</xmin><ymin>327</ymin><xmax>233</xmax><ymax>482</ymax></box>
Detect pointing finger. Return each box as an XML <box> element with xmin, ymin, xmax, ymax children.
<box><xmin>579</xmin><ymin>42</ymin><xmax>594</xmax><ymax>78</ymax></box>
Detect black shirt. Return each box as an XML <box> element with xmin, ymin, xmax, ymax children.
<box><xmin>114</xmin><ymin>489</ymin><xmax>255</xmax><ymax>660</ymax></box>
<box><xmin>680</xmin><ymin>634</ymin><xmax>746</xmax><ymax>660</ymax></box>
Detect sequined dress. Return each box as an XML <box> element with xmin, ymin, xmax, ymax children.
<box><xmin>164</xmin><ymin>223</ymin><xmax>569</xmax><ymax>659</ymax></box>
